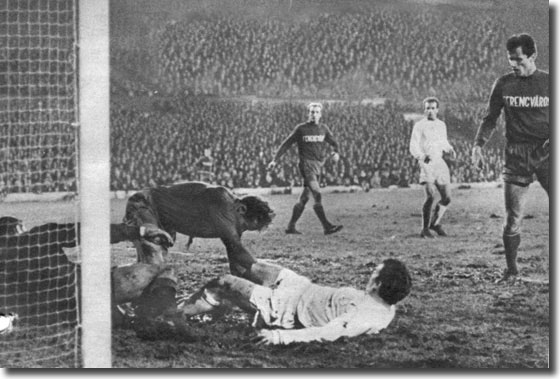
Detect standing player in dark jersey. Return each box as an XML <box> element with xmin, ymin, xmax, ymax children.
<box><xmin>267</xmin><ymin>102</ymin><xmax>343</xmax><ymax>235</ymax></box>
<box><xmin>471</xmin><ymin>34</ymin><xmax>549</xmax><ymax>283</ymax></box>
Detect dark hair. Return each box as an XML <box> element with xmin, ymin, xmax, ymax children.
<box><xmin>376</xmin><ymin>258</ymin><xmax>412</xmax><ymax>305</ymax></box>
<box><xmin>240</xmin><ymin>196</ymin><xmax>275</xmax><ymax>231</ymax></box>
<box><xmin>506</xmin><ymin>33</ymin><xmax>537</xmax><ymax>57</ymax></box>
<box><xmin>0</xmin><ymin>216</ymin><xmax>23</xmax><ymax>236</ymax></box>
<box><xmin>423</xmin><ymin>96</ymin><xmax>439</xmax><ymax>108</ymax></box>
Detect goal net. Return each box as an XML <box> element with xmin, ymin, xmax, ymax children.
<box><xmin>0</xmin><ymin>0</ymin><xmax>82</xmax><ymax>367</ymax></box>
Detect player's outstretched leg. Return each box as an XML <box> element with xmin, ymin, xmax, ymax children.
<box><xmin>308</xmin><ymin>183</ymin><xmax>342</xmax><ymax>235</ymax></box>
<box><xmin>178</xmin><ymin>275</ymin><xmax>256</xmax><ymax>317</ymax></box>
<box><xmin>313</xmin><ymin>204</ymin><xmax>343</xmax><ymax>235</ymax></box>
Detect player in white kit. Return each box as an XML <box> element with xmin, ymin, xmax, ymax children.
<box><xmin>172</xmin><ymin>258</ymin><xmax>411</xmax><ymax>345</ymax></box>
<box><xmin>409</xmin><ymin>97</ymin><xmax>456</xmax><ymax>238</ymax></box>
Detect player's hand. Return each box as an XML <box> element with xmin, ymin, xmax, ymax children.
<box><xmin>471</xmin><ymin>146</ymin><xmax>484</xmax><ymax>169</ymax></box>
<box><xmin>141</xmin><ymin>224</ymin><xmax>174</xmax><ymax>247</ymax></box>
<box><xmin>331</xmin><ymin>152</ymin><xmax>340</xmax><ymax>163</ymax></box>
<box><xmin>423</xmin><ymin>155</ymin><xmax>431</xmax><ymax>164</ymax></box>
<box><xmin>267</xmin><ymin>160</ymin><xmax>276</xmax><ymax>171</ymax></box>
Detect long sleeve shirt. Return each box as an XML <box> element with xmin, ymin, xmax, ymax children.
<box><xmin>475</xmin><ymin>70</ymin><xmax>549</xmax><ymax>147</ymax></box>
<box><xmin>266</xmin><ymin>284</ymin><xmax>395</xmax><ymax>345</ymax></box>
<box><xmin>274</xmin><ymin>121</ymin><xmax>339</xmax><ymax>162</ymax></box>
<box><xmin>409</xmin><ymin>118</ymin><xmax>453</xmax><ymax>161</ymax></box>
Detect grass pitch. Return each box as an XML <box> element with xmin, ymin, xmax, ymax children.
<box><xmin>108</xmin><ymin>185</ymin><xmax>549</xmax><ymax>368</ymax></box>
<box><xmin>0</xmin><ymin>185</ymin><xmax>548</xmax><ymax>368</ymax></box>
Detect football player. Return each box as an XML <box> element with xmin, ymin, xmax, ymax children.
<box><xmin>472</xmin><ymin>34</ymin><xmax>549</xmax><ymax>283</ymax></box>
<box><xmin>267</xmin><ymin>102</ymin><xmax>343</xmax><ymax>235</ymax></box>
<box><xmin>173</xmin><ymin>258</ymin><xmax>412</xmax><ymax>345</ymax></box>
<box><xmin>409</xmin><ymin>97</ymin><xmax>456</xmax><ymax>238</ymax></box>
<box><xmin>123</xmin><ymin>181</ymin><xmax>274</xmax><ymax>282</ymax></box>
<box><xmin>0</xmin><ymin>217</ymin><xmax>176</xmax><ymax>325</ymax></box>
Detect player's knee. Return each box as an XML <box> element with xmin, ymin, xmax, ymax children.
<box><xmin>423</xmin><ymin>196</ymin><xmax>434</xmax><ymax>207</ymax></box>
<box><xmin>312</xmin><ymin>191</ymin><xmax>322</xmax><ymax>204</ymax></box>
<box><xmin>440</xmin><ymin>197</ymin><xmax>451</xmax><ymax>206</ymax></box>
<box><xmin>298</xmin><ymin>195</ymin><xmax>309</xmax><ymax>206</ymax></box>
<box><xmin>503</xmin><ymin>217</ymin><xmax>522</xmax><ymax>236</ymax></box>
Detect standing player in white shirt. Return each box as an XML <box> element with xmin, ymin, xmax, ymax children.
<box><xmin>409</xmin><ymin>97</ymin><xmax>456</xmax><ymax>238</ymax></box>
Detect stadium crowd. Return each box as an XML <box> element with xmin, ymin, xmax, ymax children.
<box><xmin>106</xmin><ymin>4</ymin><xmax>509</xmax><ymax>192</ymax></box>
<box><xmin>113</xmin><ymin>6</ymin><xmax>508</xmax><ymax>103</ymax></box>
<box><xmin>3</xmin><ymin>3</ymin><xmax>514</xmax><ymax>194</ymax></box>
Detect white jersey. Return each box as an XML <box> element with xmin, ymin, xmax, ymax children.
<box><xmin>250</xmin><ymin>269</ymin><xmax>395</xmax><ymax>345</ymax></box>
<box><xmin>409</xmin><ymin>118</ymin><xmax>453</xmax><ymax>160</ymax></box>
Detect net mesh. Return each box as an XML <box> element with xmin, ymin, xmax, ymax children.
<box><xmin>0</xmin><ymin>0</ymin><xmax>81</xmax><ymax>368</ymax></box>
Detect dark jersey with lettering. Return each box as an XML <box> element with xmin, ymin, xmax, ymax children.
<box><xmin>275</xmin><ymin>121</ymin><xmax>339</xmax><ymax>162</ymax></box>
<box><xmin>475</xmin><ymin>69</ymin><xmax>549</xmax><ymax>146</ymax></box>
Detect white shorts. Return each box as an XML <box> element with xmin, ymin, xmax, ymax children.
<box><xmin>249</xmin><ymin>269</ymin><xmax>311</xmax><ymax>329</ymax></box>
<box><xmin>419</xmin><ymin>158</ymin><xmax>450</xmax><ymax>185</ymax></box>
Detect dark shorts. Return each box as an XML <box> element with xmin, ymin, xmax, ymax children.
<box><xmin>503</xmin><ymin>142</ymin><xmax>549</xmax><ymax>186</ymax></box>
<box><xmin>298</xmin><ymin>159</ymin><xmax>323</xmax><ymax>186</ymax></box>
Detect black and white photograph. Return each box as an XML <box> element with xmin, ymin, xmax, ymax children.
<box><xmin>0</xmin><ymin>0</ymin><xmax>551</xmax><ymax>369</ymax></box>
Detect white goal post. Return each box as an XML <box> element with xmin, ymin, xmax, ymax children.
<box><xmin>78</xmin><ymin>0</ymin><xmax>111</xmax><ymax>368</ymax></box>
<box><xmin>0</xmin><ymin>0</ymin><xmax>110</xmax><ymax>368</ymax></box>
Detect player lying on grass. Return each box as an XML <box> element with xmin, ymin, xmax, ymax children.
<box><xmin>123</xmin><ymin>181</ymin><xmax>275</xmax><ymax>281</ymax></box>
<box><xmin>171</xmin><ymin>258</ymin><xmax>412</xmax><ymax>345</ymax></box>
<box><xmin>0</xmin><ymin>216</ymin><xmax>177</xmax><ymax>325</ymax></box>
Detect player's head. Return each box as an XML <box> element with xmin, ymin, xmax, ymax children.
<box><xmin>307</xmin><ymin>102</ymin><xmax>323</xmax><ymax>123</ymax></box>
<box><xmin>239</xmin><ymin>195</ymin><xmax>275</xmax><ymax>231</ymax></box>
<box><xmin>506</xmin><ymin>33</ymin><xmax>537</xmax><ymax>77</ymax></box>
<box><xmin>422</xmin><ymin>97</ymin><xmax>439</xmax><ymax>121</ymax></box>
<box><xmin>0</xmin><ymin>216</ymin><xmax>26</xmax><ymax>237</ymax></box>
<box><xmin>366</xmin><ymin>258</ymin><xmax>412</xmax><ymax>305</ymax></box>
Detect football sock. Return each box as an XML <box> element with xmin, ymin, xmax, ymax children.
<box><xmin>422</xmin><ymin>200</ymin><xmax>433</xmax><ymax>229</ymax></box>
<box><xmin>430</xmin><ymin>203</ymin><xmax>447</xmax><ymax>226</ymax></box>
<box><xmin>503</xmin><ymin>232</ymin><xmax>521</xmax><ymax>274</ymax></box>
<box><xmin>313</xmin><ymin>203</ymin><xmax>332</xmax><ymax>229</ymax></box>
<box><xmin>287</xmin><ymin>203</ymin><xmax>305</xmax><ymax>229</ymax></box>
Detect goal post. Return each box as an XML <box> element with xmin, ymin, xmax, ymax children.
<box><xmin>0</xmin><ymin>0</ymin><xmax>111</xmax><ymax>368</ymax></box>
<box><xmin>78</xmin><ymin>0</ymin><xmax>111</xmax><ymax>368</ymax></box>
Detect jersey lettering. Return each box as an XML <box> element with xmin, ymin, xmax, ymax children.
<box><xmin>303</xmin><ymin>135</ymin><xmax>325</xmax><ymax>142</ymax></box>
<box><xmin>503</xmin><ymin>95</ymin><xmax>549</xmax><ymax>108</ymax></box>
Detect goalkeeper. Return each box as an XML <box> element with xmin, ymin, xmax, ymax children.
<box><xmin>0</xmin><ymin>217</ymin><xmax>177</xmax><ymax>324</ymax></box>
